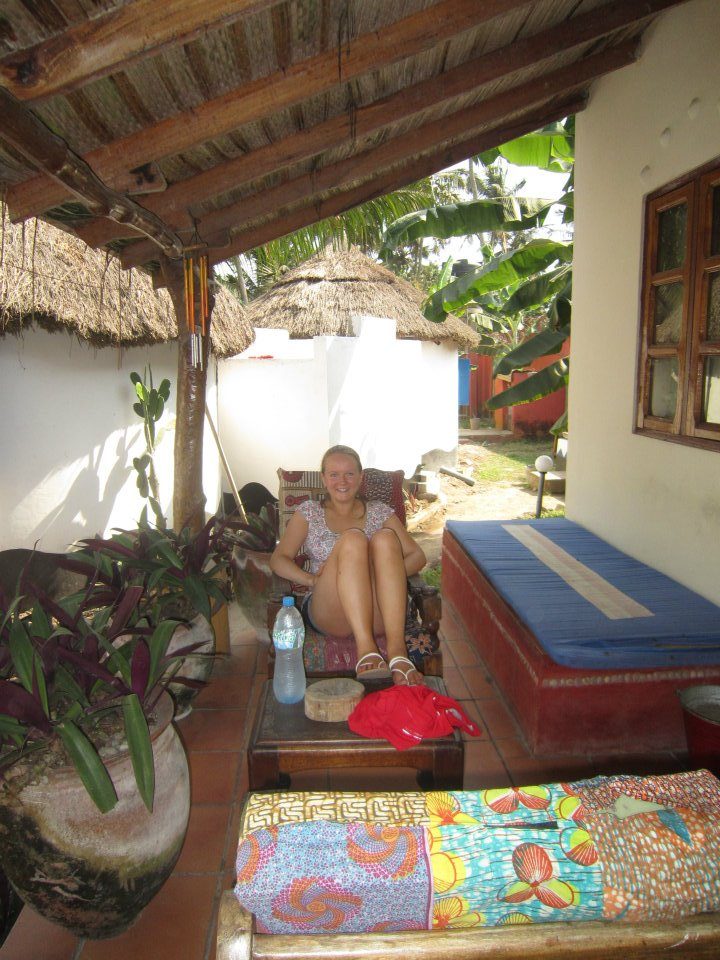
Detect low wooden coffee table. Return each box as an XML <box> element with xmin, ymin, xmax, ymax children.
<box><xmin>247</xmin><ymin>676</ymin><xmax>464</xmax><ymax>790</ymax></box>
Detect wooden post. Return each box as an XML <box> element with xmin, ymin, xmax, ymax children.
<box><xmin>161</xmin><ymin>256</ymin><xmax>211</xmax><ymax>534</ymax></box>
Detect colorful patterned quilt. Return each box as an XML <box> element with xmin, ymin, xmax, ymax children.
<box><xmin>234</xmin><ymin>771</ymin><xmax>720</xmax><ymax>934</ymax></box>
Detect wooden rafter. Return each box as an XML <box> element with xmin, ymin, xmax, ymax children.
<box><xmin>143</xmin><ymin>95</ymin><xmax>585</xmax><ymax>280</ymax></box>
<box><xmin>5</xmin><ymin>0</ymin><xmax>531</xmax><ymax>221</ymax></box>
<box><xmin>0</xmin><ymin>0</ymin><xmax>284</xmax><ymax>102</ymax></box>
<box><xmin>68</xmin><ymin>0</ymin><xmax>673</xmax><ymax>253</ymax></box>
<box><xmin>0</xmin><ymin>88</ymin><xmax>183</xmax><ymax>257</ymax></box>
<box><xmin>120</xmin><ymin>39</ymin><xmax>635</xmax><ymax>271</ymax></box>
<box><xmin>203</xmin><ymin>46</ymin><xmax>635</xmax><ymax>263</ymax></box>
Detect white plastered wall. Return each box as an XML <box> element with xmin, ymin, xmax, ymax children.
<box><xmin>569</xmin><ymin>0</ymin><xmax>720</xmax><ymax>603</ymax></box>
<box><xmin>217</xmin><ymin>317</ymin><xmax>458</xmax><ymax>494</ymax></box>
<box><xmin>0</xmin><ymin>328</ymin><xmax>221</xmax><ymax>552</ymax></box>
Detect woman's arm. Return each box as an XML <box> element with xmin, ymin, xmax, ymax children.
<box><xmin>270</xmin><ymin>510</ymin><xmax>318</xmax><ymax>589</ymax></box>
<box><xmin>384</xmin><ymin>513</ymin><xmax>426</xmax><ymax>576</ymax></box>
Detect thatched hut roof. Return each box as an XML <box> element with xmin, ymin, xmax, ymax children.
<box><xmin>0</xmin><ymin>204</ymin><xmax>252</xmax><ymax>358</ymax></box>
<box><xmin>243</xmin><ymin>247</ymin><xmax>477</xmax><ymax>350</ymax></box>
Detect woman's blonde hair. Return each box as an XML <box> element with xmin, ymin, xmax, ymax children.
<box><xmin>321</xmin><ymin>444</ymin><xmax>362</xmax><ymax>474</ymax></box>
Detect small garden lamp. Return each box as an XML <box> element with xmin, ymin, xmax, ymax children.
<box><xmin>534</xmin><ymin>455</ymin><xmax>554</xmax><ymax>519</ymax></box>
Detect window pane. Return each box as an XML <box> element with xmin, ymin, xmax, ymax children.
<box><xmin>702</xmin><ymin>356</ymin><xmax>720</xmax><ymax>424</ymax></box>
<box><xmin>648</xmin><ymin>357</ymin><xmax>678</xmax><ymax>419</ymax></box>
<box><xmin>707</xmin><ymin>272</ymin><xmax>720</xmax><ymax>341</ymax></box>
<box><xmin>652</xmin><ymin>282</ymin><xmax>683</xmax><ymax>343</ymax></box>
<box><xmin>656</xmin><ymin>203</ymin><xmax>687</xmax><ymax>272</ymax></box>
<box><xmin>712</xmin><ymin>185</ymin><xmax>720</xmax><ymax>257</ymax></box>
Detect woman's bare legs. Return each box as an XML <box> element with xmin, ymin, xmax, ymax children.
<box><xmin>369</xmin><ymin>529</ymin><xmax>422</xmax><ymax>685</ymax></box>
<box><xmin>309</xmin><ymin>528</ymin><xmax>422</xmax><ymax>684</ymax></box>
<box><xmin>310</xmin><ymin>529</ymin><xmax>381</xmax><ymax>663</ymax></box>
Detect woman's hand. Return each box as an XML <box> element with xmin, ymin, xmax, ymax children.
<box><xmin>384</xmin><ymin>514</ymin><xmax>426</xmax><ymax>576</ymax></box>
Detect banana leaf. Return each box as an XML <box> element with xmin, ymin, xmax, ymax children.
<box><xmin>380</xmin><ymin>196</ymin><xmax>552</xmax><ymax>253</ymax></box>
<box><xmin>496</xmin><ymin>265</ymin><xmax>571</xmax><ymax>316</ymax></box>
<box><xmin>494</xmin><ymin>327</ymin><xmax>570</xmax><ymax>376</ymax></box>
<box><xmin>486</xmin><ymin>358</ymin><xmax>569</xmax><ymax>409</ymax></box>
<box><xmin>424</xmin><ymin>240</ymin><xmax>573</xmax><ymax>322</ymax></box>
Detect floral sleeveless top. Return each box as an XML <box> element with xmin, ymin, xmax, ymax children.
<box><xmin>296</xmin><ymin>500</ymin><xmax>394</xmax><ymax>573</ymax></box>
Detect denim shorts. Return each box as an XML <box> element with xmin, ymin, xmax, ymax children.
<box><xmin>300</xmin><ymin>593</ymin><xmax>323</xmax><ymax>634</ymax></box>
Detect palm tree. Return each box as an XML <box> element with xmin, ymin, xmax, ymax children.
<box><xmin>217</xmin><ymin>181</ymin><xmax>440</xmax><ymax>301</ymax></box>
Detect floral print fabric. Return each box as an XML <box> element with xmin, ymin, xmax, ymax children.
<box><xmin>235</xmin><ymin>772</ymin><xmax>720</xmax><ymax>934</ymax></box>
<box><xmin>572</xmin><ymin>771</ymin><xmax>720</xmax><ymax>921</ymax></box>
<box><xmin>235</xmin><ymin>820</ymin><xmax>432</xmax><ymax>933</ymax></box>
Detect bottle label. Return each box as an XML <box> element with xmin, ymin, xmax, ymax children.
<box><xmin>273</xmin><ymin>628</ymin><xmax>303</xmax><ymax>650</ymax></box>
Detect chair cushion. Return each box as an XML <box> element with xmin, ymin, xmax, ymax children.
<box><xmin>359</xmin><ymin>468</ymin><xmax>406</xmax><ymax>525</ymax></box>
<box><xmin>277</xmin><ymin>466</ymin><xmax>405</xmax><ymax>535</ymax></box>
<box><xmin>284</xmin><ymin>624</ymin><xmax>440</xmax><ymax>677</ymax></box>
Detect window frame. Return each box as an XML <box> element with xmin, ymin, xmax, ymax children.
<box><xmin>635</xmin><ymin>157</ymin><xmax>720</xmax><ymax>451</ymax></box>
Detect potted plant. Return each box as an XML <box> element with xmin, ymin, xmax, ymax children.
<box><xmin>0</xmin><ymin>574</ymin><xmax>195</xmax><ymax>938</ymax></box>
<box><xmin>224</xmin><ymin>503</ymin><xmax>279</xmax><ymax>632</ymax></box>
<box><xmin>74</xmin><ymin>515</ymin><xmax>233</xmax><ymax>718</ymax></box>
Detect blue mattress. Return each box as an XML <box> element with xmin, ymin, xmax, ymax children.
<box><xmin>446</xmin><ymin>518</ymin><xmax>720</xmax><ymax>669</ymax></box>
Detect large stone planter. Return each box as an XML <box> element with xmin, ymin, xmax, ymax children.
<box><xmin>232</xmin><ymin>546</ymin><xmax>274</xmax><ymax>631</ymax></box>
<box><xmin>0</xmin><ymin>694</ymin><xmax>189</xmax><ymax>939</ymax></box>
<box><xmin>167</xmin><ymin>614</ymin><xmax>216</xmax><ymax>719</ymax></box>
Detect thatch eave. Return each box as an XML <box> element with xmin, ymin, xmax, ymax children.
<box><xmin>0</xmin><ymin>204</ymin><xmax>253</xmax><ymax>355</ymax></box>
<box><xmin>244</xmin><ymin>247</ymin><xmax>478</xmax><ymax>350</ymax></box>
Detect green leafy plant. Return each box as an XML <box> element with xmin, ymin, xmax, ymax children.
<box><xmin>224</xmin><ymin>503</ymin><xmax>279</xmax><ymax>553</ymax></box>
<box><xmin>130</xmin><ymin>368</ymin><xmax>171</xmax><ymax>529</ymax></box>
<box><xmin>0</xmin><ymin>575</ymin><xmax>195</xmax><ymax>814</ymax></box>
<box><xmin>75</xmin><ymin>515</ymin><xmax>233</xmax><ymax>627</ymax></box>
<box><xmin>381</xmin><ymin>117</ymin><xmax>575</xmax><ymax>427</ymax></box>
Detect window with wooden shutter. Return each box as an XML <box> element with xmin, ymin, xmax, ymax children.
<box><xmin>636</xmin><ymin>158</ymin><xmax>720</xmax><ymax>450</ymax></box>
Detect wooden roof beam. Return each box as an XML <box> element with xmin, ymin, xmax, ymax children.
<box><xmin>0</xmin><ymin>0</ymin><xmax>284</xmax><ymax>103</ymax></box>
<box><xmin>203</xmin><ymin>97</ymin><xmax>588</xmax><ymax>269</ymax></box>
<box><xmin>0</xmin><ymin>88</ymin><xmax>183</xmax><ymax>257</ymax></box>
<box><xmin>120</xmin><ymin>39</ymin><xmax>634</xmax><ymax>270</ymax></box>
<box><xmin>145</xmin><ymin>94</ymin><xmax>585</xmax><ymax>282</ymax></box>
<box><xmin>74</xmin><ymin>0</ymin><xmax>678</xmax><ymax>251</ymax></box>
<box><xmin>5</xmin><ymin>0</ymin><xmax>532</xmax><ymax>221</ymax></box>
<box><xmin>135</xmin><ymin>96</ymin><xmax>587</xmax><ymax>268</ymax></box>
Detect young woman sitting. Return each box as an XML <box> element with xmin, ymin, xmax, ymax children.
<box><xmin>270</xmin><ymin>445</ymin><xmax>427</xmax><ymax>685</ymax></box>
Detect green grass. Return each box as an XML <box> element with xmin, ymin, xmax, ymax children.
<box><xmin>421</xmin><ymin>563</ymin><xmax>441</xmax><ymax>589</ymax></box>
<box><xmin>472</xmin><ymin>439</ymin><xmax>554</xmax><ymax>486</ymax></box>
<box><xmin>519</xmin><ymin>507</ymin><xmax>566</xmax><ymax>519</ymax></box>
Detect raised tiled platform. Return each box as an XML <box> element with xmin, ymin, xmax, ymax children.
<box><xmin>442</xmin><ymin>527</ymin><xmax>720</xmax><ymax>756</ymax></box>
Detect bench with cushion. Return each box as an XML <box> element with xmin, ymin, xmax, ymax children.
<box><xmin>218</xmin><ymin>769</ymin><xmax>720</xmax><ymax>959</ymax></box>
<box><xmin>441</xmin><ymin>518</ymin><xmax>720</xmax><ymax>755</ymax></box>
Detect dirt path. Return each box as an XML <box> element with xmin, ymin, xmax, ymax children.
<box><xmin>406</xmin><ymin>441</ymin><xmax>565</xmax><ymax>567</ymax></box>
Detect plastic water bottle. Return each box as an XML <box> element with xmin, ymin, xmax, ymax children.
<box><xmin>272</xmin><ymin>596</ymin><xmax>306</xmax><ymax>704</ymax></box>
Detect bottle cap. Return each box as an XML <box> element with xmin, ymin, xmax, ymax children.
<box><xmin>282</xmin><ymin>596</ymin><xmax>295</xmax><ymax>606</ymax></box>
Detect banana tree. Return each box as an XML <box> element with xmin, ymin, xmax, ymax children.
<box><xmin>380</xmin><ymin>118</ymin><xmax>575</xmax><ymax>427</ymax></box>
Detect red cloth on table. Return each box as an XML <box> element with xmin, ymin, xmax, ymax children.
<box><xmin>348</xmin><ymin>684</ymin><xmax>481</xmax><ymax>750</ymax></box>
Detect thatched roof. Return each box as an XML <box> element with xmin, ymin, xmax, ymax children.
<box><xmin>0</xmin><ymin>204</ymin><xmax>253</xmax><ymax>358</ymax></box>
<box><xmin>243</xmin><ymin>247</ymin><xmax>477</xmax><ymax>350</ymax></box>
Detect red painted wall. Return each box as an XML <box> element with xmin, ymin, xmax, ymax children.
<box><xmin>463</xmin><ymin>341</ymin><xmax>569</xmax><ymax>436</ymax></box>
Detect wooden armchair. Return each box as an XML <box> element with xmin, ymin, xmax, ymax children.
<box><xmin>266</xmin><ymin>466</ymin><xmax>442</xmax><ymax>679</ymax></box>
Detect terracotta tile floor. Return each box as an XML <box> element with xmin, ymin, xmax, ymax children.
<box><xmin>1</xmin><ymin>601</ymin><xmax>690</xmax><ymax>960</ymax></box>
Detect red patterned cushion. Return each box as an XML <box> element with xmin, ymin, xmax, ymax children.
<box><xmin>359</xmin><ymin>468</ymin><xmax>406</xmax><ymax>525</ymax></box>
